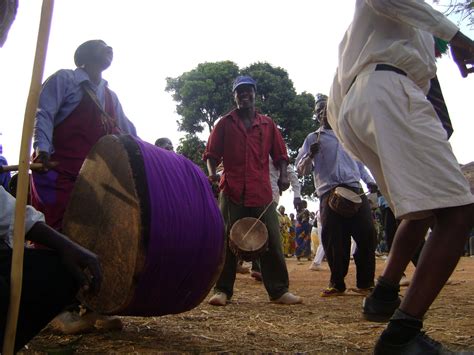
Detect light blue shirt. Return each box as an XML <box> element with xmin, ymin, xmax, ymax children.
<box><xmin>0</xmin><ymin>186</ymin><xmax>44</xmax><ymax>248</ymax></box>
<box><xmin>33</xmin><ymin>68</ymin><xmax>137</xmax><ymax>154</ymax></box>
<box><xmin>296</xmin><ymin>128</ymin><xmax>374</xmax><ymax>197</ymax></box>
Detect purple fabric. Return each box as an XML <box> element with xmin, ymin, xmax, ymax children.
<box><xmin>123</xmin><ymin>138</ymin><xmax>224</xmax><ymax>316</ymax></box>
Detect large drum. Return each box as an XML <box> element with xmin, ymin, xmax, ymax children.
<box><xmin>63</xmin><ymin>135</ymin><xmax>224</xmax><ymax>316</ymax></box>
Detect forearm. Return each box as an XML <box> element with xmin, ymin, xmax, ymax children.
<box><xmin>278</xmin><ymin>159</ymin><xmax>288</xmax><ymax>178</ymax></box>
<box><xmin>25</xmin><ymin>222</ymin><xmax>75</xmax><ymax>252</ymax></box>
<box><xmin>206</xmin><ymin>158</ymin><xmax>218</xmax><ymax>176</ymax></box>
<box><xmin>296</xmin><ymin>155</ymin><xmax>313</xmax><ymax>176</ymax></box>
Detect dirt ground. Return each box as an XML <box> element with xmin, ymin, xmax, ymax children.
<box><xmin>21</xmin><ymin>256</ymin><xmax>474</xmax><ymax>354</ymax></box>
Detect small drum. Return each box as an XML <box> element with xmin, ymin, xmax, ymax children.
<box><xmin>63</xmin><ymin>135</ymin><xmax>224</xmax><ymax>316</ymax></box>
<box><xmin>229</xmin><ymin>217</ymin><xmax>268</xmax><ymax>262</ymax></box>
<box><xmin>328</xmin><ymin>186</ymin><xmax>362</xmax><ymax>218</ymax></box>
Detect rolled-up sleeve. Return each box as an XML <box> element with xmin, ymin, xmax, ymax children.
<box><xmin>33</xmin><ymin>71</ymin><xmax>71</xmax><ymax>154</ymax></box>
<box><xmin>203</xmin><ymin>117</ymin><xmax>225</xmax><ymax>162</ymax></box>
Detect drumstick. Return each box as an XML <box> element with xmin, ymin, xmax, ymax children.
<box><xmin>0</xmin><ymin>161</ymin><xmax>58</xmax><ymax>173</ymax></box>
<box><xmin>241</xmin><ymin>201</ymin><xmax>274</xmax><ymax>242</ymax></box>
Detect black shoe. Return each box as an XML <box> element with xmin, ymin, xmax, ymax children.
<box><xmin>362</xmin><ymin>294</ymin><xmax>401</xmax><ymax>322</ymax></box>
<box><xmin>374</xmin><ymin>331</ymin><xmax>450</xmax><ymax>355</ymax></box>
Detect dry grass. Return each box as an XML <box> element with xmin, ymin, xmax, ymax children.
<box><xmin>21</xmin><ymin>257</ymin><xmax>474</xmax><ymax>354</ymax></box>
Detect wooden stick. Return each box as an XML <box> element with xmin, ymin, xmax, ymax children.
<box><xmin>2</xmin><ymin>1</ymin><xmax>55</xmax><ymax>354</ymax></box>
<box><xmin>0</xmin><ymin>161</ymin><xmax>58</xmax><ymax>173</ymax></box>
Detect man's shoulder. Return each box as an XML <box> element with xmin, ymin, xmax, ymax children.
<box><xmin>256</xmin><ymin>112</ymin><xmax>274</xmax><ymax>124</ymax></box>
<box><xmin>215</xmin><ymin>110</ymin><xmax>236</xmax><ymax>126</ymax></box>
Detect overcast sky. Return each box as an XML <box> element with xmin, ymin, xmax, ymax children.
<box><xmin>0</xmin><ymin>0</ymin><xmax>472</xmax><ymax>212</ymax></box>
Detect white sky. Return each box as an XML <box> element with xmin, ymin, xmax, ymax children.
<box><xmin>0</xmin><ymin>0</ymin><xmax>473</xmax><ymax>213</ymax></box>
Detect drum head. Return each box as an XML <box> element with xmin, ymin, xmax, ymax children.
<box><xmin>229</xmin><ymin>217</ymin><xmax>268</xmax><ymax>253</ymax></box>
<box><xmin>63</xmin><ymin>135</ymin><xmax>147</xmax><ymax>314</ymax></box>
<box><xmin>334</xmin><ymin>186</ymin><xmax>362</xmax><ymax>204</ymax></box>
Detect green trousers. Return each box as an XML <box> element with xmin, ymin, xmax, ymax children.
<box><xmin>214</xmin><ymin>193</ymin><xmax>289</xmax><ymax>300</ymax></box>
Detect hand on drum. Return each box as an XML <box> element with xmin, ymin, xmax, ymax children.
<box><xmin>60</xmin><ymin>240</ymin><xmax>103</xmax><ymax>295</ymax></box>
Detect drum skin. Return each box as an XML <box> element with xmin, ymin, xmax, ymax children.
<box><xmin>63</xmin><ymin>134</ymin><xmax>225</xmax><ymax>316</ymax></box>
<box><xmin>229</xmin><ymin>217</ymin><xmax>268</xmax><ymax>262</ymax></box>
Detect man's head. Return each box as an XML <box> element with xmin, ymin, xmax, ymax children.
<box><xmin>314</xmin><ymin>94</ymin><xmax>330</xmax><ymax>129</ymax></box>
<box><xmin>74</xmin><ymin>40</ymin><xmax>113</xmax><ymax>70</ymax></box>
<box><xmin>155</xmin><ymin>137</ymin><xmax>174</xmax><ymax>151</ymax></box>
<box><xmin>232</xmin><ymin>75</ymin><xmax>257</xmax><ymax>110</ymax></box>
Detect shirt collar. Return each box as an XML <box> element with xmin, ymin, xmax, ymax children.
<box><xmin>227</xmin><ymin>108</ymin><xmax>268</xmax><ymax>127</ymax></box>
<box><xmin>73</xmin><ymin>67</ymin><xmax>108</xmax><ymax>88</ymax></box>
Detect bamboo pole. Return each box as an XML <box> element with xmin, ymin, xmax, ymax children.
<box><xmin>2</xmin><ymin>1</ymin><xmax>54</xmax><ymax>354</ymax></box>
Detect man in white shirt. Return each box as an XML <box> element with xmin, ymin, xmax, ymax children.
<box><xmin>328</xmin><ymin>1</ymin><xmax>474</xmax><ymax>353</ymax></box>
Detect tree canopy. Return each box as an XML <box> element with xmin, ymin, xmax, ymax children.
<box><xmin>165</xmin><ymin>61</ymin><xmax>239</xmax><ymax>134</ymax></box>
<box><xmin>175</xmin><ymin>133</ymin><xmax>207</xmax><ymax>172</ymax></box>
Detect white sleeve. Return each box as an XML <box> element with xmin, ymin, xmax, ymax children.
<box><xmin>287</xmin><ymin>165</ymin><xmax>301</xmax><ymax>198</ymax></box>
<box><xmin>366</xmin><ymin>0</ymin><xmax>459</xmax><ymax>40</ymax></box>
<box><xmin>0</xmin><ymin>187</ymin><xmax>45</xmax><ymax>248</ymax></box>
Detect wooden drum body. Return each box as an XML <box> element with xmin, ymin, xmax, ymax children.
<box><xmin>328</xmin><ymin>186</ymin><xmax>362</xmax><ymax>218</ymax></box>
<box><xmin>63</xmin><ymin>135</ymin><xmax>224</xmax><ymax>316</ymax></box>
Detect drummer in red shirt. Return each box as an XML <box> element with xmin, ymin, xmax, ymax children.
<box><xmin>203</xmin><ymin>75</ymin><xmax>302</xmax><ymax>306</ymax></box>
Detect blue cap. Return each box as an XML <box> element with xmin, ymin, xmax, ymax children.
<box><xmin>232</xmin><ymin>75</ymin><xmax>257</xmax><ymax>92</ymax></box>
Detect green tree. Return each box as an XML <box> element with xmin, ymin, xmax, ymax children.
<box><xmin>241</xmin><ymin>63</ymin><xmax>316</xmax><ymax>157</ymax></box>
<box><xmin>165</xmin><ymin>61</ymin><xmax>239</xmax><ymax>134</ymax></box>
<box><xmin>176</xmin><ymin>134</ymin><xmax>207</xmax><ymax>172</ymax></box>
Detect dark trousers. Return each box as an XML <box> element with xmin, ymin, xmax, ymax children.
<box><xmin>320</xmin><ymin>189</ymin><xmax>376</xmax><ymax>291</ymax></box>
<box><xmin>214</xmin><ymin>194</ymin><xmax>289</xmax><ymax>300</ymax></box>
<box><xmin>0</xmin><ymin>248</ymin><xmax>78</xmax><ymax>352</ymax></box>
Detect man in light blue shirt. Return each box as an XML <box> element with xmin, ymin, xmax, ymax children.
<box><xmin>31</xmin><ymin>39</ymin><xmax>136</xmax><ymax>231</ymax></box>
<box><xmin>297</xmin><ymin>94</ymin><xmax>378</xmax><ymax>297</ymax></box>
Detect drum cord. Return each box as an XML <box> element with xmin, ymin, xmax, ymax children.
<box><xmin>241</xmin><ymin>201</ymin><xmax>274</xmax><ymax>242</ymax></box>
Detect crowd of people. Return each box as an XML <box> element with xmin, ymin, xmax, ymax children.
<box><xmin>1</xmin><ymin>0</ymin><xmax>474</xmax><ymax>354</ymax></box>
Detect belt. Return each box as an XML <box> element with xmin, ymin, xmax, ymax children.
<box><xmin>347</xmin><ymin>64</ymin><xmax>407</xmax><ymax>93</ymax></box>
<box><xmin>374</xmin><ymin>64</ymin><xmax>407</xmax><ymax>76</ymax></box>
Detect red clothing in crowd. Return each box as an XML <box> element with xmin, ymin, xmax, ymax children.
<box><xmin>203</xmin><ymin>109</ymin><xmax>288</xmax><ymax>207</ymax></box>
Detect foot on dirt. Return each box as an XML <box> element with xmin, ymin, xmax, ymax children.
<box><xmin>50</xmin><ymin>311</ymin><xmax>96</xmax><ymax>335</ymax></box>
<box><xmin>271</xmin><ymin>292</ymin><xmax>303</xmax><ymax>305</ymax></box>
<box><xmin>320</xmin><ymin>287</ymin><xmax>345</xmax><ymax>297</ymax></box>
<box><xmin>209</xmin><ymin>292</ymin><xmax>228</xmax><ymax>306</ymax></box>
<box><xmin>309</xmin><ymin>263</ymin><xmax>324</xmax><ymax>271</ymax></box>
<box><xmin>348</xmin><ymin>287</ymin><xmax>374</xmax><ymax>296</ymax></box>
<box><xmin>93</xmin><ymin>313</ymin><xmax>123</xmax><ymax>331</ymax></box>
<box><xmin>362</xmin><ymin>294</ymin><xmax>401</xmax><ymax>322</ymax></box>
<box><xmin>374</xmin><ymin>331</ymin><xmax>448</xmax><ymax>355</ymax></box>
